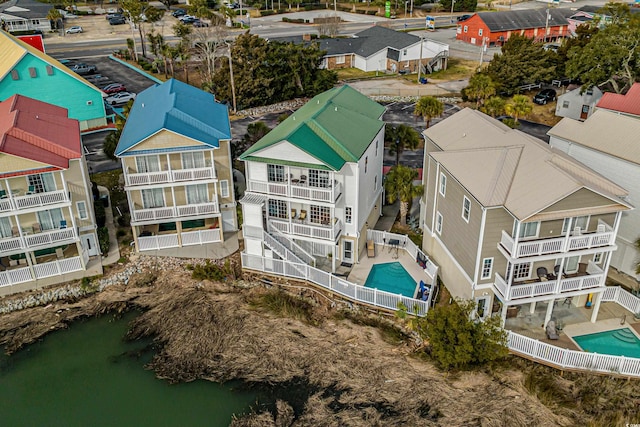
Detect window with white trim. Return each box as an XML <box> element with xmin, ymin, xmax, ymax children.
<box><xmin>593</xmin><ymin>252</ymin><xmax>603</xmax><ymax>264</ymax></box>
<box><xmin>478</xmin><ymin>28</ymin><xmax>483</xmax><ymax>36</ymax></box>
<box><xmin>481</xmin><ymin>258</ymin><xmax>493</xmax><ymax>279</ymax></box>
<box><xmin>136</xmin><ymin>155</ymin><xmax>160</xmax><ymax>173</ymax></box>
<box><xmin>518</xmin><ymin>222</ymin><xmax>538</xmax><ymax>238</ymax></box>
<box><xmin>267</xmin><ymin>164</ymin><xmax>285</xmax><ymax>182</ymax></box>
<box><xmin>268</xmin><ymin>199</ymin><xmax>287</xmax><ymax>219</ymax></box>
<box><xmin>141</xmin><ymin>188</ymin><xmax>164</xmax><ymax>209</ymax></box>
<box><xmin>186</xmin><ymin>184</ymin><xmax>209</xmax><ymax>204</ymax></box>
<box><xmin>439</xmin><ymin>173</ymin><xmax>447</xmax><ymax>196</ymax></box>
<box><xmin>309</xmin><ymin>170</ymin><xmax>330</xmax><ymax>188</ymax></box>
<box><xmin>220</xmin><ymin>180</ymin><xmax>230</xmax><ymax>198</ymax></box>
<box><xmin>37</xmin><ymin>208</ymin><xmax>64</xmax><ymax>231</ymax></box>
<box><xmin>464</xmin><ymin>25</ymin><xmax>468</xmax><ymax>33</ymax></box>
<box><xmin>345</xmin><ymin>207</ymin><xmax>352</xmax><ymax>224</ymax></box>
<box><xmin>462</xmin><ymin>196</ymin><xmax>471</xmax><ymax>222</ymax></box>
<box><xmin>310</xmin><ymin>205</ymin><xmax>331</xmax><ymax>225</ymax></box>
<box><xmin>436</xmin><ymin>211</ymin><xmax>443</xmax><ymax>235</ymax></box>
<box><xmin>182</xmin><ymin>151</ymin><xmax>206</xmax><ymax>169</ymax></box>
<box><xmin>76</xmin><ymin>201</ymin><xmax>88</xmax><ymax>220</ymax></box>
<box><xmin>0</xmin><ymin>217</ymin><xmax>13</xmax><ymax>239</ymax></box>
<box><xmin>28</xmin><ymin>172</ymin><xmax>56</xmax><ymax>193</ymax></box>
<box><xmin>513</xmin><ymin>263</ymin><xmax>531</xmax><ymax>279</ymax></box>
<box><xmin>336</xmin><ymin>55</ymin><xmax>345</xmax><ymax>64</ymax></box>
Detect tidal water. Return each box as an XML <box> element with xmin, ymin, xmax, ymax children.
<box><xmin>0</xmin><ymin>312</ymin><xmax>259</xmax><ymax>427</ymax></box>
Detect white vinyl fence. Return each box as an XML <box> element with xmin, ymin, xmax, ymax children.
<box><xmin>241</xmin><ymin>253</ymin><xmax>430</xmax><ymax>316</ymax></box>
<box><xmin>507</xmin><ymin>331</ymin><xmax>640</xmax><ymax>378</ymax></box>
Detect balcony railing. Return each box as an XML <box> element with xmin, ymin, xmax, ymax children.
<box><xmin>131</xmin><ymin>202</ymin><xmax>219</xmax><ymax>223</ymax></box>
<box><xmin>137</xmin><ymin>234</ymin><xmax>180</xmax><ymax>251</ymax></box>
<box><xmin>137</xmin><ymin>228</ymin><xmax>222</xmax><ymax>252</ymax></box>
<box><xmin>0</xmin><ymin>254</ymin><xmax>85</xmax><ymax>288</ymax></box>
<box><xmin>499</xmin><ymin>223</ymin><xmax>615</xmax><ymax>259</ymax></box>
<box><xmin>246</xmin><ymin>179</ymin><xmax>342</xmax><ymax>203</ymax></box>
<box><xmin>0</xmin><ymin>190</ymin><xmax>69</xmax><ymax>213</ymax></box>
<box><xmin>181</xmin><ymin>228</ymin><xmax>222</xmax><ymax>246</ymax></box>
<box><xmin>493</xmin><ymin>263</ymin><xmax>605</xmax><ymax>301</ymax></box>
<box><xmin>268</xmin><ymin>217</ymin><xmax>342</xmax><ymax>241</ymax></box>
<box><xmin>0</xmin><ymin>227</ymin><xmax>77</xmax><ymax>253</ymax></box>
<box><xmin>125</xmin><ymin>166</ymin><xmax>216</xmax><ymax>187</ymax></box>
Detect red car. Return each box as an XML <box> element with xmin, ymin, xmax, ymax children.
<box><xmin>102</xmin><ymin>83</ymin><xmax>127</xmax><ymax>94</ymax></box>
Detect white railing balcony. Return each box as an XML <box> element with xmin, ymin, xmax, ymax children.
<box><xmin>493</xmin><ymin>264</ymin><xmax>606</xmax><ymax>301</ymax></box>
<box><xmin>125</xmin><ymin>171</ymin><xmax>171</xmax><ymax>186</ymax></box>
<box><xmin>0</xmin><ymin>265</ymin><xmax>33</xmax><ymax>287</ymax></box>
<box><xmin>176</xmin><ymin>201</ymin><xmax>219</xmax><ymax>217</ymax></box>
<box><xmin>137</xmin><ymin>234</ymin><xmax>180</xmax><ymax>251</ymax></box>
<box><xmin>0</xmin><ymin>198</ymin><xmax>13</xmax><ymax>213</ymax></box>
<box><xmin>246</xmin><ymin>179</ymin><xmax>342</xmax><ymax>202</ymax></box>
<box><xmin>10</xmin><ymin>190</ymin><xmax>70</xmax><ymax>210</ymax></box>
<box><xmin>181</xmin><ymin>228</ymin><xmax>222</xmax><ymax>246</ymax></box>
<box><xmin>499</xmin><ymin>225</ymin><xmax>616</xmax><ymax>259</ymax></box>
<box><xmin>25</xmin><ymin>227</ymin><xmax>77</xmax><ymax>248</ymax></box>
<box><xmin>269</xmin><ymin>217</ymin><xmax>342</xmax><ymax>241</ymax></box>
<box><xmin>0</xmin><ymin>236</ymin><xmax>24</xmax><ymax>252</ymax></box>
<box><xmin>172</xmin><ymin>167</ymin><xmax>216</xmax><ymax>182</ymax></box>
<box><xmin>34</xmin><ymin>255</ymin><xmax>83</xmax><ymax>279</ymax></box>
<box><xmin>132</xmin><ymin>206</ymin><xmax>175</xmax><ymax>223</ymax></box>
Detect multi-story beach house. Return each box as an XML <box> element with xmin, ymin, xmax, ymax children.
<box><xmin>0</xmin><ymin>30</ymin><xmax>108</xmax><ymax>133</ymax></box>
<box><xmin>239</xmin><ymin>85</ymin><xmax>385</xmax><ymax>272</ymax></box>
<box><xmin>419</xmin><ymin>108</ymin><xmax>631</xmax><ymax>326</ymax></box>
<box><xmin>115</xmin><ymin>79</ymin><xmax>237</xmax><ymax>257</ymax></box>
<box><xmin>0</xmin><ymin>94</ymin><xmax>102</xmax><ymax>295</ymax></box>
<box><xmin>549</xmin><ymin>92</ymin><xmax>640</xmax><ymax>285</ymax></box>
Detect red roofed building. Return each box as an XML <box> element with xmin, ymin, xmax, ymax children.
<box><xmin>0</xmin><ymin>95</ymin><xmax>102</xmax><ymax>295</ymax></box>
<box><xmin>596</xmin><ymin>83</ymin><xmax>640</xmax><ymax>118</ymax></box>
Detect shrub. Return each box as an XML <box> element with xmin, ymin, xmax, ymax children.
<box><xmin>260</xmin><ymin>9</ymin><xmax>275</xmax><ymax>16</ymax></box>
<box><xmin>187</xmin><ymin>259</ymin><xmax>237</xmax><ymax>281</ymax></box>
<box><xmin>94</xmin><ymin>202</ymin><xmax>106</xmax><ymax>228</ymax></box>
<box><xmin>98</xmin><ymin>227</ymin><xmax>110</xmax><ymax>255</ymax></box>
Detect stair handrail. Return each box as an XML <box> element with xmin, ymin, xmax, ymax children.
<box><xmin>269</xmin><ymin>226</ymin><xmax>316</xmax><ymax>267</ymax></box>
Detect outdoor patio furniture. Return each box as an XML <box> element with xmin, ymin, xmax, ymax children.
<box><xmin>32</xmin><ymin>223</ymin><xmax>41</xmax><ymax>233</ymax></box>
<box><xmin>0</xmin><ymin>190</ymin><xmax>6</xmax><ymax>199</ymax></box>
<box><xmin>291</xmin><ymin>209</ymin><xmax>297</xmax><ymax>220</ymax></box>
<box><xmin>562</xmin><ymin>297</ymin><xmax>573</xmax><ymax>307</ymax></box>
<box><xmin>367</xmin><ymin>239</ymin><xmax>375</xmax><ymax>258</ymax></box>
<box><xmin>299</xmin><ymin>175</ymin><xmax>307</xmax><ymax>184</ymax></box>
<box><xmin>299</xmin><ymin>210</ymin><xmax>307</xmax><ymax>221</ymax></box>
<box><xmin>59</xmin><ymin>220</ymin><xmax>67</xmax><ymax>229</ymax></box>
<box><xmin>536</xmin><ymin>267</ymin><xmax>548</xmax><ymax>280</ymax></box>
<box><xmin>506</xmin><ymin>306</ymin><xmax>520</xmax><ymax>318</ymax></box>
<box><xmin>26</xmin><ymin>185</ymin><xmax>36</xmax><ymax>195</ymax></box>
<box><xmin>55</xmin><ymin>248</ymin><xmax>64</xmax><ymax>259</ymax></box>
<box><xmin>546</xmin><ymin>320</ymin><xmax>560</xmax><ymax>340</ymax></box>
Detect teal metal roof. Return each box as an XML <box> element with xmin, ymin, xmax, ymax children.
<box><xmin>239</xmin><ymin>85</ymin><xmax>385</xmax><ymax>171</ymax></box>
<box><xmin>115</xmin><ymin>79</ymin><xmax>231</xmax><ymax>157</ymax></box>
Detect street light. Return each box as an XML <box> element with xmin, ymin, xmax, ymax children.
<box><xmin>404</xmin><ymin>1</ymin><xmax>408</xmax><ymax>29</ymax></box>
<box><xmin>450</xmin><ymin>0</ymin><xmax>455</xmax><ymax>24</ymax></box>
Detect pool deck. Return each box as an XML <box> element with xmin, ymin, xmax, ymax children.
<box><xmin>347</xmin><ymin>242</ymin><xmax>430</xmax><ymax>298</ymax></box>
<box><xmin>505</xmin><ymin>300</ymin><xmax>640</xmax><ymax>351</ymax></box>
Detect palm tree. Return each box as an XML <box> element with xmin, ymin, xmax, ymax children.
<box><xmin>465</xmin><ymin>73</ymin><xmax>496</xmax><ymax>107</ymax></box>
<box><xmin>385</xmin><ymin>124</ymin><xmax>421</xmax><ymax>166</ymax></box>
<box><xmin>384</xmin><ymin>165</ymin><xmax>423</xmax><ymax>226</ymax></box>
<box><xmin>505</xmin><ymin>94</ymin><xmax>533</xmax><ymax>124</ymax></box>
<box><xmin>482</xmin><ymin>96</ymin><xmax>506</xmax><ymax>118</ymax></box>
<box><xmin>414</xmin><ymin>96</ymin><xmax>444</xmax><ymax>128</ymax></box>
<box><xmin>46</xmin><ymin>8</ymin><xmax>63</xmax><ymax>32</ymax></box>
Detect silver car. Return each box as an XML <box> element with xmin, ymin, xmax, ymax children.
<box><xmin>105</xmin><ymin>92</ymin><xmax>136</xmax><ymax>105</ymax></box>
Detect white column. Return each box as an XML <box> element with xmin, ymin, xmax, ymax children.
<box><xmin>500</xmin><ymin>303</ymin><xmax>508</xmax><ymax>326</ymax></box>
<box><xmin>590</xmin><ymin>292</ymin><xmax>602</xmax><ymax>323</ymax></box>
<box><xmin>529</xmin><ymin>301</ymin><xmax>536</xmax><ymax>314</ymax></box>
<box><xmin>544</xmin><ymin>299</ymin><xmax>555</xmax><ymax>327</ymax></box>
<box><xmin>332</xmin><ymin>243</ymin><xmax>336</xmax><ymax>273</ymax></box>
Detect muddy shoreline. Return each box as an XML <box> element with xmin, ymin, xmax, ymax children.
<box><xmin>0</xmin><ymin>258</ymin><xmax>638</xmax><ymax>426</ymax></box>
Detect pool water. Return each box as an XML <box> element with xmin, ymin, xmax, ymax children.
<box><xmin>573</xmin><ymin>328</ymin><xmax>640</xmax><ymax>358</ymax></box>
<box><xmin>364</xmin><ymin>262</ymin><xmax>417</xmax><ymax>297</ymax></box>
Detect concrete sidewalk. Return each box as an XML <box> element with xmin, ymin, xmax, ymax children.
<box><xmin>98</xmin><ymin>186</ymin><xmax>121</xmax><ymax>266</ymax></box>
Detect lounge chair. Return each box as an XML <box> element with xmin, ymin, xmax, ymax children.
<box><xmin>299</xmin><ymin>210</ymin><xmax>307</xmax><ymax>221</ymax></box>
<box><xmin>536</xmin><ymin>267</ymin><xmax>549</xmax><ymax>281</ymax></box>
<box><xmin>367</xmin><ymin>239</ymin><xmax>375</xmax><ymax>257</ymax></box>
<box><xmin>26</xmin><ymin>185</ymin><xmax>36</xmax><ymax>195</ymax></box>
<box><xmin>546</xmin><ymin>320</ymin><xmax>560</xmax><ymax>340</ymax></box>
<box><xmin>59</xmin><ymin>220</ymin><xmax>67</xmax><ymax>229</ymax></box>
<box><xmin>291</xmin><ymin>209</ymin><xmax>297</xmax><ymax>220</ymax></box>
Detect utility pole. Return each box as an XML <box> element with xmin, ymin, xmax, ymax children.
<box><xmin>545</xmin><ymin>7</ymin><xmax>550</xmax><ymax>42</ymax></box>
<box><xmin>417</xmin><ymin>36</ymin><xmax>424</xmax><ymax>83</ymax></box>
<box><xmin>479</xmin><ymin>37</ymin><xmax>487</xmax><ymax>67</ymax></box>
<box><xmin>225</xmin><ymin>41</ymin><xmax>237</xmax><ymax>114</ymax></box>
<box><xmin>410</xmin><ymin>0</ymin><xmax>413</xmax><ymax>18</ymax></box>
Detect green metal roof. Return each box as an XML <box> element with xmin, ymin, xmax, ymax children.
<box><xmin>240</xmin><ymin>85</ymin><xmax>385</xmax><ymax>171</ymax></box>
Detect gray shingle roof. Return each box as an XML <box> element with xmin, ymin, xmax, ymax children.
<box><xmin>477</xmin><ymin>9</ymin><xmax>572</xmax><ymax>32</ymax></box>
<box><xmin>0</xmin><ymin>0</ymin><xmax>52</xmax><ymax>19</ymax></box>
<box><xmin>353</xmin><ymin>26</ymin><xmax>420</xmax><ymax>57</ymax></box>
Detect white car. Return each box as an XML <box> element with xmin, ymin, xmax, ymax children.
<box><xmin>105</xmin><ymin>92</ymin><xmax>136</xmax><ymax>105</ymax></box>
<box><xmin>66</xmin><ymin>26</ymin><xmax>83</xmax><ymax>34</ymax></box>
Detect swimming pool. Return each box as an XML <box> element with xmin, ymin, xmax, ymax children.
<box><xmin>364</xmin><ymin>262</ymin><xmax>417</xmax><ymax>297</ymax></box>
<box><xmin>573</xmin><ymin>328</ymin><xmax>640</xmax><ymax>358</ymax></box>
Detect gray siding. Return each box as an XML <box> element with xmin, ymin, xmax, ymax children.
<box><xmin>479</xmin><ymin>207</ymin><xmax>514</xmax><ymax>285</ymax></box>
<box><xmin>435</xmin><ymin>167</ymin><xmax>482</xmax><ymax>279</ymax></box>
<box><xmin>423</xmin><ymin>155</ymin><xmax>438</xmax><ymax>231</ymax></box>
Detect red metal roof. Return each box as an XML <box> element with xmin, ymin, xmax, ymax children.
<box><xmin>596</xmin><ymin>84</ymin><xmax>640</xmax><ymax>117</ymax></box>
<box><xmin>0</xmin><ymin>95</ymin><xmax>81</xmax><ymax>170</ymax></box>
<box><xmin>16</xmin><ymin>34</ymin><xmax>45</xmax><ymax>53</ymax></box>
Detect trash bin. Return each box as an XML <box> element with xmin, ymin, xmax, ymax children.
<box><xmin>100</xmin><ymin>194</ymin><xmax>109</xmax><ymax>208</ymax></box>
<box><xmin>420</xmin><ymin>77</ymin><xmax>428</xmax><ymax>84</ymax></box>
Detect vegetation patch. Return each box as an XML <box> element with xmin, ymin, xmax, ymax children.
<box><xmin>248</xmin><ymin>289</ymin><xmax>317</xmax><ymax>325</ymax></box>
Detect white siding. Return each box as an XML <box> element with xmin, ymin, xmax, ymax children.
<box><xmin>250</xmin><ymin>141</ymin><xmax>323</xmax><ymax>166</ymax></box>
<box><xmin>363</xmin><ymin>51</ymin><xmax>387</xmax><ymax>72</ymax></box>
<box><xmin>246</xmin><ymin>161</ymin><xmax>267</xmax><ymax>182</ymax></box>
<box><xmin>550</xmin><ymin>135</ymin><xmax>640</xmax><ymax>279</ymax></box>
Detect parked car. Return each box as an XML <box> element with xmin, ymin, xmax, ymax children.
<box><xmin>71</xmin><ymin>63</ymin><xmax>97</xmax><ymax>75</ymax></box>
<box><xmin>457</xmin><ymin>14</ymin><xmax>472</xmax><ymax>21</ymax></box>
<box><xmin>65</xmin><ymin>26</ymin><xmax>83</xmax><ymax>34</ymax></box>
<box><xmin>102</xmin><ymin>83</ymin><xmax>127</xmax><ymax>94</ymax></box>
<box><xmin>533</xmin><ymin>88</ymin><xmax>557</xmax><ymax>105</ymax></box>
<box><xmin>109</xmin><ymin>16</ymin><xmax>126</xmax><ymax>25</ymax></box>
<box><xmin>105</xmin><ymin>92</ymin><xmax>136</xmax><ymax>105</ymax></box>
<box><xmin>192</xmin><ymin>19</ymin><xmax>209</xmax><ymax>27</ymax></box>
<box><xmin>106</xmin><ymin>12</ymin><xmax>122</xmax><ymax>20</ymax></box>
<box><xmin>172</xmin><ymin>8</ymin><xmax>186</xmax><ymax>17</ymax></box>
<box><xmin>179</xmin><ymin>15</ymin><xmax>197</xmax><ymax>22</ymax></box>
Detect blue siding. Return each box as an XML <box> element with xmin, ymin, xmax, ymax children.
<box><xmin>0</xmin><ymin>54</ymin><xmax>106</xmax><ymax>123</ymax></box>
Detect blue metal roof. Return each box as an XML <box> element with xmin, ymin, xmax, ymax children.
<box><xmin>115</xmin><ymin>79</ymin><xmax>231</xmax><ymax>156</ymax></box>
